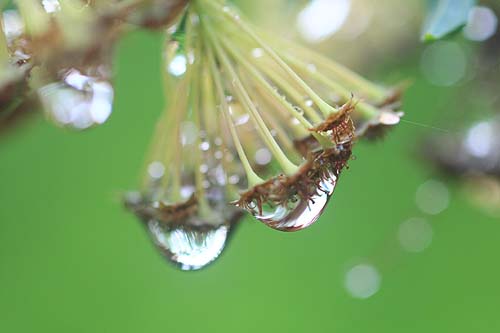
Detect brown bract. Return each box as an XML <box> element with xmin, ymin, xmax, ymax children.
<box><xmin>310</xmin><ymin>101</ymin><xmax>355</xmax><ymax>139</ymax></box>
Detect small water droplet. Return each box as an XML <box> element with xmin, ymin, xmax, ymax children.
<box><xmin>256</xmin><ymin>173</ymin><xmax>337</xmax><ymax>231</ymax></box>
<box><xmin>251</xmin><ymin>48</ymin><xmax>264</xmax><ymax>58</ymax></box>
<box><xmin>304</xmin><ymin>99</ymin><xmax>314</xmax><ymax>107</ymax></box>
<box><xmin>306</xmin><ymin>63</ymin><xmax>317</xmax><ymax>73</ymax></box>
<box><xmin>168</xmin><ymin>54</ymin><xmax>187</xmax><ymax>77</ymax></box>
<box><xmin>38</xmin><ymin>68</ymin><xmax>114</xmax><ymax>130</ymax></box>
<box><xmin>199</xmin><ymin>164</ymin><xmax>209</xmax><ymax>174</ymax></box>
<box><xmin>229</xmin><ymin>174</ymin><xmax>240</xmax><ymax>185</ymax></box>
<box><xmin>148</xmin><ymin>161</ymin><xmax>165</xmax><ymax>180</ymax></box>
<box><xmin>199</xmin><ymin>141</ymin><xmax>210</xmax><ymax>151</ymax></box>
<box><xmin>42</xmin><ymin>0</ymin><xmax>61</xmax><ymax>13</ymax></box>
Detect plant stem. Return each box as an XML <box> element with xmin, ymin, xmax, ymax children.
<box><xmin>199</xmin><ymin>0</ymin><xmax>337</xmax><ymax>117</ymax></box>
<box><xmin>0</xmin><ymin>15</ymin><xmax>9</xmax><ymax>63</ymax></box>
<box><xmin>222</xmin><ymin>37</ymin><xmax>332</xmax><ymax>149</ymax></box>
<box><xmin>203</xmin><ymin>18</ymin><xmax>299</xmax><ymax>176</ymax></box>
<box><xmin>257</xmin><ymin>28</ymin><xmax>388</xmax><ymax>104</ymax></box>
<box><xmin>14</xmin><ymin>0</ymin><xmax>51</xmax><ymax>37</ymax></box>
<box><xmin>205</xmin><ymin>40</ymin><xmax>264</xmax><ymax>187</ymax></box>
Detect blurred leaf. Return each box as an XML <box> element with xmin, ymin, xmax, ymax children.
<box><xmin>421</xmin><ymin>0</ymin><xmax>476</xmax><ymax>42</ymax></box>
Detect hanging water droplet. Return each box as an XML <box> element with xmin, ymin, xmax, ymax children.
<box><xmin>38</xmin><ymin>68</ymin><xmax>114</xmax><ymax>130</ymax></box>
<box><xmin>255</xmin><ymin>172</ymin><xmax>337</xmax><ymax>232</ymax></box>
<box><xmin>126</xmin><ymin>195</ymin><xmax>241</xmax><ymax>271</ymax></box>
<box><xmin>147</xmin><ymin>220</ymin><xmax>230</xmax><ymax>271</ymax></box>
<box><xmin>237</xmin><ymin>146</ymin><xmax>351</xmax><ymax>232</ymax></box>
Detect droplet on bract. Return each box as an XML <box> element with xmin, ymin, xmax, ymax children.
<box><xmin>38</xmin><ymin>68</ymin><xmax>114</xmax><ymax>130</ymax></box>
<box><xmin>125</xmin><ymin>194</ymin><xmax>241</xmax><ymax>271</ymax></box>
<box><xmin>147</xmin><ymin>217</ymin><xmax>230</xmax><ymax>271</ymax></box>
<box><xmin>256</xmin><ymin>172</ymin><xmax>337</xmax><ymax>231</ymax></box>
<box><xmin>237</xmin><ymin>146</ymin><xmax>351</xmax><ymax>232</ymax></box>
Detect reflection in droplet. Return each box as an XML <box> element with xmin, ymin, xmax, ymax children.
<box><xmin>415</xmin><ymin>179</ymin><xmax>450</xmax><ymax>215</ymax></box>
<box><xmin>256</xmin><ymin>173</ymin><xmax>337</xmax><ymax>232</ymax></box>
<box><xmin>398</xmin><ymin>217</ymin><xmax>433</xmax><ymax>253</ymax></box>
<box><xmin>38</xmin><ymin>68</ymin><xmax>114</xmax><ymax>129</ymax></box>
<box><xmin>148</xmin><ymin>220</ymin><xmax>230</xmax><ymax>271</ymax></box>
<box><xmin>297</xmin><ymin>0</ymin><xmax>351</xmax><ymax>42</ymax></box>
<box><xmin>344</xmin><ymin>263</ymin><xmax>381</xmax><ymax>299</ymax></box>
<box><xmin>464</xmin><ymin>6</ymin><xmax>498</xmax><ymax>42</ymax></box>
<box><xmin>420</xmin><ymin>41</ymin><xmax>466</xmax><ymax>87</ymax></box>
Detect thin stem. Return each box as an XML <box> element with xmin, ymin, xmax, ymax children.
<box><xmin>284</xmin><ymin>53</ymin><xmax>379</xmax><ymax>118</ymax></box>
<box><xmin>199</xmin><ymin>0</ymin><xmax>337</xmax><ymax>117</ymax></box>
<box><xmin>0</xmin><ymin>15</ymin><xmax>9</xmax><ymax>62</ymax></box>
<box><xmin>14</xmin><ymin>0</ymin><xmax>51</xmax><ymax>37</ymax></box>
<box><xmin>222</xmin><ymin>37</ymin><xmax>332</xmax><ymax>148</ymax></box>
<box><xmin>257</xmin><ymin>28</ymin><xmax>388</xmax><ymax>104</ymax></box>
<box><xmin>204</xmin><ymin>18</ymin><xmax>299</xmax><ymax>176</ymax></box>
<box><xmin>206</xmin><ymin>40</ymin><xmax>264</xmax><ymax>187</ymax></box>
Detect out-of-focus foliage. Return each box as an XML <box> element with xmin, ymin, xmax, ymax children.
<box><xmin>422</xmin><ymin>0</ymin><xmax>476</xmax><ymax>41</ymax></box>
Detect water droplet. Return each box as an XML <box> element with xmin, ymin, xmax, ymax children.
<box><xmin>42</xmin><ymin>0</ymin><xmax>61</xmax><ymax>13</ymax></box>
<box><xmin>38</xmin><ymin>68</ymin><xmax>114</xmax><ymax>130</ymax></box>
<box><xmin>199</xmin><ymin>141</ymin><xmax>210</xmax><ymax>151</ymax></box>
<box><xmin>256</xmin><ymin>173</ymin><xmax>337</xmax><ymax>232</ymax></box>
<box><xmin>2</xmin><ymin>10</ymin><xmax>24</xmax><ymax>41</ymax></box>
<box><xmin>168</xmin><ymin>54</ymin><xmax>187</xmax><ymax>77</ymax></box>
<box><xmin>306</xmin><ymin>63</ymin><xmax>317</xmax><ymax>73</ymax></box>
<box><xmin>126</xmin><ymin>195</ymin><xmax>240</xmax><ymax>271</ymax></box>
<box><xmin>148</xmin><ymin>161</ymin><xmax>165</xmax><ymax>180</ymax></box>
<box><xmin>304</xmin><ymin>99</ymin><xmax>314</xmax><ymax>107</ymax></box>
<box><xmin>148</xmin><ymin>220</ymin><xmax>230</xmax><ymax>271</ymax></box>
<box><xmin>251</xmin><ymin>48</ymin><xmax>264</xmax><ymax>58</ymax></box>
<box><xmin>199</xmin><ymin>164</ymin><xmax>209</xmax><ymax>174</ymax></box>
<box><xmin>255</xmin><ymin>148</ymin><xmax>272</xmax><ymax>166</ymax></box>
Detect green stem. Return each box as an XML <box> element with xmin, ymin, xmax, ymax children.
<box><xmin>15</xmin><ymin>0</ymin><xmax>51</xmax><ymax>37</ymax></box>
<box><xmin>285</xmin><ymin>54</ymin><xmax>379</xmax><ymax>118</ymax></box>
<box><xmin>0</xmin><ymin>15</ymin><xmax>9</xmax><ymax>62</ymax></box>
<box><xmin>222</xmin><ymin>37</ymin><xmax>332</xmax><ymax>149</ymax></box>
<box><xmin>199</xmin><ymin>0</ymin><xmax>337</xmax><ymax>117</ymax></box>
<box><xmin>204</xmin><ymin>18</ymin><xmax>298</xmax><ymax>176</ymax></box>
<box><xmin>205</xmin><ymin>40</ymin><xmax>264</xmax><ymax>187</ymax></box>
<box><xmin>257</xmin><ymin>29</ymin><xmax>388</xmax><ymax>104</ymax></box>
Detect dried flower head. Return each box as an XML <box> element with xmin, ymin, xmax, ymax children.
<box><xmin>123</xmin><ymin>0</ymin><xmax>403</xmax><ymax>269</ymax></box>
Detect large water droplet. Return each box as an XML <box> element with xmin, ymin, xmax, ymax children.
<box><xmin>147</xmin><ymin>220</ymin><xmax>230</xmax><ymax>271</ymax></box>
<box><xmin>38</xmin><ymin>67</ymin><xmax>114</xmax><ymax>129</ymax></box>
<box><xmin>256</xmin><ymin>173</ymin><xmax>337</xmax><ymax>232</ymax></box>
<box><xmin>126</xmin><ymin>195</ymin><xmax>241</xmax><ymax>271</ymax></box>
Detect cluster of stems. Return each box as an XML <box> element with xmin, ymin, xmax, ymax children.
<box><xmin>135</xmin><ymin>0</ymin><xmax>402</xmax><ymax>227</ymax></box>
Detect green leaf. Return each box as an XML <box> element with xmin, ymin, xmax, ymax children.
<box><xmin>421</xmin><ymin>0</ymin><xmax>476</xmax><ymax>42</ymax></box>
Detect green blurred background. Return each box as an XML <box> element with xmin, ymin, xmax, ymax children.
<box><xmin>1</xmin><ymin>1</ymin><xmax>500</xmax><ymax>332</ymax></box>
